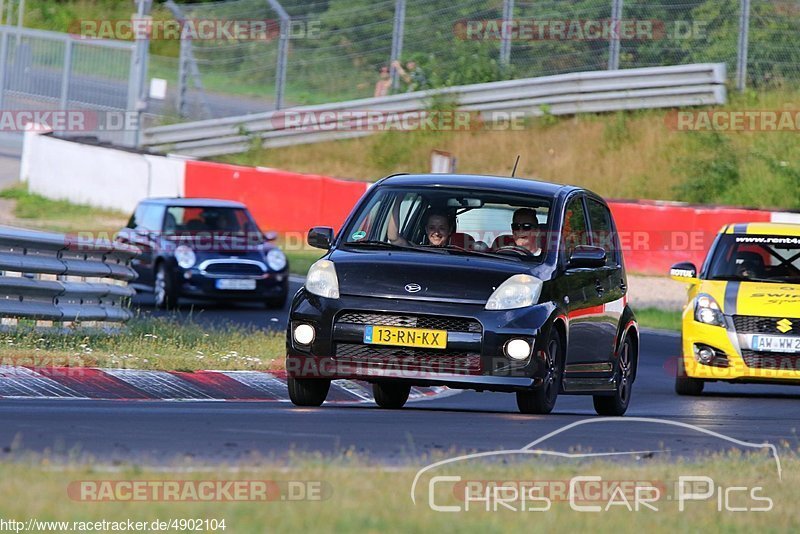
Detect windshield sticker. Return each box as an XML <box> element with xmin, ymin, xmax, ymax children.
<box><xmin>351</xmin><ymin>230</ymin><xmax>367</xmax><ymax>241</ymax></box>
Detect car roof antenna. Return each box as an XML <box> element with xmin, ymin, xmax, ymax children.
<box><xmin>511</xmin><ymin>155</ymin><xmax>521</xmax><ymax>177</ymax></box>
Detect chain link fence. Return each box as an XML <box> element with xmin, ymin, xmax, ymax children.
<box><xmin>154</xmin><ymin>0</ymin><xmax>799</xmax><ymax>121</ymax></box>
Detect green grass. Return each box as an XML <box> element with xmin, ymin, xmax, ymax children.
<box><xmin>635</xmin><ymin>308</ymin><xmax>682</xmax><ymax>332</ymax></box>
<box><xmin>0</xmin><ymin>317</ymin><xmax>285</xmax><ymax>372</ymax></box>
<box><xmin>0</xmin><ymin>452</ymin><xmax>794</xmax><ymax>531</ymax></box>
<box><xmin>0</xmin><ymin>185</ymin><xmax>128</xmax><ymax>234</ymax></box>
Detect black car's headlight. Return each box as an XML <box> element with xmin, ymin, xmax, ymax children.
<box><xmin>485</xmin><ymin>274</ymin><xmax>543</xmax><ymax>310</ymax></box>
<box><xmin>266</xmin><ymin>249</ymin><xmax>287</xmax><ymax>271</ymax></box>
<box><xmin>174</xmin><ymin>245</ymin><xmax>196</xmax><ymax>269</ymax></box>
<box><xmin>305</xmin><ymin>260</ymin><xmax>339</xmax><ymax>299</ymax></box>
<box><xmin>694</xmin><ymin>293</ymin><xmax>725</xmax><ymax>327</ymax></box>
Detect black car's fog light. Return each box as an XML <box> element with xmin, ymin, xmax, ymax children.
<box><xmin>293</xmin><ymin>323</ymin><xmax>316</xmax><ymax>346</ymax></box>
<box><xmin>693</xmin><ymin>343</ymin><xmax>729</xmax><ymax>368</ymax></box>
<box><xmin>504</xmin><ymin>338</ymin><xmax>532</xmax><ymax>361</ymax></box>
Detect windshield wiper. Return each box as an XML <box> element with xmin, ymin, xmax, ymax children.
<box><xmin>710</xmin><ymin>274</ymin><xmax>783</xmax><ymax>283</ymax></box>
<box><xmin>343</xmin><ymin>240</ymin><xmax>445</xmax><ymax>254</ymax></box>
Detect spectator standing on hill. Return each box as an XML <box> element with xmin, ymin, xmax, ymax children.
<box><xmin>374</xmin><ymin>65</ymin><xmax>392</xmax><ymax>97</ymax></box>
<box><xmin>391</xmin><ymin>60</ymin><xmax>428</xmax><ymax>92</ymax></box>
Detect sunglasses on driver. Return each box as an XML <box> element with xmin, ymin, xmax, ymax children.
<box><xmin>511</xmin><ymin>222</ymin><xmax>537</xmax><ymax>231</ymax></box>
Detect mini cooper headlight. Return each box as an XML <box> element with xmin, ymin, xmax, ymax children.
<box><xmin>266</xmin><ymin>249</ymin><xmax>287</xmax><ymax>271</ymax></box>
<box><xmin>305</xmin><ymin>259</ymin><xmax>340</xmax><ymax>299</ymax></box>
<box><xmin>694</xmin><ymin>293</ymin><xmax>725</xmax><ymax>327</ymax></box>
<box><xmin>485</xmin><ymin>274</ymin><xmax>543</xmax><ymax>310</ymax></box>
<box><xmin>174</xmin><ymin>245</ymin><xmax>196</xmax><ymax>269</ymax></box>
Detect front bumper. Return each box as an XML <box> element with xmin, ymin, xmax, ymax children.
<box><xmin>177</xmin><ymin>269</ymin><xmax>288</xmax><ymax>300</ymax></box>
<box><xmin>286</xmin><ymin>289</ymin><xmax>557</xmax><ymax>392</ymax></box>
<box><xmin>681</xmin><ymin>311</ymin><xmax>800</xmax><ymax>382</ymax></box>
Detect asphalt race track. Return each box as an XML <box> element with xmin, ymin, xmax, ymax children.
<box><xmin>0</xmin><ymin>281</ymin><xmax>797</xmax><ymax>464</ymax></box>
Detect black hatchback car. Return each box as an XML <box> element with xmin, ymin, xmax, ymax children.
<box><xmin>286</xmin><ymin>174</ymin><xmax>638</xmax><ymax>415</ymax></box>
<box><xmin>118</xmin><ymin>198</ymin><xmax>289</xmax><ymax>309</ymax></box>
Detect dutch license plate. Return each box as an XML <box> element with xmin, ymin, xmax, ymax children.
<box><xmin>215</xmin><ymin>279</ymin><xmax>257</xmax><ymax>291</ymax></box>
<box><xmin>363</xmin><ymin>325</ymin><xmax>447</xmax><ymax>349</ymax></box>
<box><xmin>751</xmin><ymin>335</ymin><xmax>800</xmax><ymax>353</ymax></box>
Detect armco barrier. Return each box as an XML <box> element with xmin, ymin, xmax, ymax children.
<box><xmin>0</xmin><ymin>226</ymin><xmax>139</xmax><ymax>324</ymax></box>
<box><xmin>184</xmin><ymin>161</ymin><xmax>371</xmax><ymax>234</ymax></box>
<box><xmin>143</xmin><ymin>63</ymin><xmax>727</xmax><ymax>158</ymax></box>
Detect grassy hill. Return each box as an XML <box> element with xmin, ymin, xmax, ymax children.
<box><xmin>222</xmin><ymin>89</ymin><xmax>800</xmax><ymax>211</ymax></box>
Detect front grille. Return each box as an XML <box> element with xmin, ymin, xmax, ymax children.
<box><xmin>203</xmin><ymin>262</ymin><xmax>264</xmax><ymax>277</ymax></box>
<box><xmin>733</xmin><ymin>315</ymin><xmax>800</xmax><ymax>335</ymax></box>
<box><xmin>741</xmin><ymin>350</ymin><xmax>800</xmax><ymax>371</ymax></box>
<box><xmin>334</xmin><ymin>343</ymin><xmax>481</xmax><ymax>374</ymax></box>
<box><xmin>336</xmin><ymin>311</ymin><xmax>481</xmax><ymax>333</ymax></box>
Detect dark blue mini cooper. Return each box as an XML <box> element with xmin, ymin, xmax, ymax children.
<box><xmin>287</xmin><ymin>174</ymin><xmax>638</xmax><ymax>415</ymax></box>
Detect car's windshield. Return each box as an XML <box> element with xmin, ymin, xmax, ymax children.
<box><xmin>706</xmin><ymin>234</ymin><xmax>800</xmax><ymax>283</ymax></box>
<box><xmin>163</xmin><ymin>206</ymin><xmax>260</xmax><ymax>235</ymax></box>
<box><xmin>341</xmin><ymin>187</ymin><xmax>552</xmax><ymax>261</ymax></box>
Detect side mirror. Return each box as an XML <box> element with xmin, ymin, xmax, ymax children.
<box><xmin>568</xmin><ymin>245</ymin><xmax>606</xmax><ymax>269</ymax></box>
<box><xmin>263</xmin><ymin>231</ymin><xmax>278</xmax><ymax>242</ymax></box>
<box><xmin>670</xmin><ymin>262</ymin><xmax>698</xmax><ymax>283</ymax></box>
<box><xmin>308</xmin><ymin>226</ymin><xmax>334</xmax><ymax>250</ymax></box>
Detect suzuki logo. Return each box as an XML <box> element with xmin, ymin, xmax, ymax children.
<box><xmin>777</xmin><ymin>319</ymin><xmax>793</xmax><ymax>333</ymax></box>
<box><xmin>404</xmin><ymin>283</ymin><xmax>422</xmax><ymax>293</ymax></box>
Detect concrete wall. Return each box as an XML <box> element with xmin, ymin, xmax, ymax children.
<box><xmin>20</xmin><ymin>131</ymin><xmax>185</xmax><ymax>213</ymax></box>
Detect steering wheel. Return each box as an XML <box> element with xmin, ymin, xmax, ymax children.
<box><xmin>496</xmin><ymin>245</ymin><xmax>534</xmax><ymax>257</ymax></box>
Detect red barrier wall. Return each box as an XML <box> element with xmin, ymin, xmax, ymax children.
<box><xmin>184</xmin><ymin>161</ymin><xmax>370</xmax><ymax>234</ymax></box>
<box><xmin>184</xmin><ymin>160</ymin><xmax>788</xmax><ymax>276</ymax></box>
<box><xmin>608</xmin><ymin>200</ymin><xmax>772</xmax><ymax>275</ymax></box>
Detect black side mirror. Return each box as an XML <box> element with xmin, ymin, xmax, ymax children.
<box><xmin>308</xmin><ymin>226</ymin><xmax>334</xmax><ymax>250</ymax></box>
<box><xmin>670</xmin><ymin>261</ymin><xmax>698</xmax><ymax>282</ymax></box>
<box><xmin>568</xmin><ymin>245</ymin><xmax>606</xmax><ymax>269</ymax></box>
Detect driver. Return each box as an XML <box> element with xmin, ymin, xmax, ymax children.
<box><xmin>388</xmin><ymin>203</ymin><xmax>453</xmax><ymax>247</ymax></box>
<box><xmin>511</xmin><ymin>208</ymin><xmax>542</xmax><ymax>255</ymax></box>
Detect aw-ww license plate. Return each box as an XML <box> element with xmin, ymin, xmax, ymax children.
<box><xmin>215</xmin><ymin>279</ymin><xmax>257</xmax><ymax>291</ymax></box>
<box><xmin>363</xmin><ymin>325</ymin><xmax>447</xmax><ymax>349</ymax></box>
<box><xmin>751</xmin><ymin>335</ymin><xmax>800</xmax><ymax>353</ymax></box>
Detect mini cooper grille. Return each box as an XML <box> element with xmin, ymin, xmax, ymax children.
<box><xmin>203</xmin><ymin>262</ymin><xmax>264</xmax><ymax>277</ymax></box>
<box><xmin>336</xmin><ymin>312</ymin><xmax>482</xmax><ymax>333</ymax></box>
<box><xmin>741</xmin><ymin>350</ymin><xmax>800</xmax><ymax>371</ymax></box>
<box><xmin>733</xmin><ymin>316</ymin><xmax>800</xmax><ymax>336</ymax></box>
<box><xmin>334</xmin><ymin>343</ymin><xmax>481</xmax><ymax>374</ymax></box>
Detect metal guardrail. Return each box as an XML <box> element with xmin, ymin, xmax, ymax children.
<box><xmin>143</xmin><ymin>63</ymin><xmax>727</xmax><ymax>158</ymax></box>
<box><xmin>0</xmin><ymin>226</ymin><xmax>140</xmax><ymax>324</ymax></box>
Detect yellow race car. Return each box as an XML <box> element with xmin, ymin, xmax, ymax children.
<box><xmin>671</xmin><ymin>222</ymin><xmax>800</xmax><ymax>395</ymax></box>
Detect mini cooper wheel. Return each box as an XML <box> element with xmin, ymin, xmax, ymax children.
<box><xmin>154</xmin><ymin>263</ymin><xmax>178</xmax><ymax>309</ymax></box>
<box><xmin>287</xmin><ymin>377</ymin><xmax>331</xmax><ymax>407</ymax></box>
<box><xmin>593</xmin><ymin>337</ymin><xmax>635</xmax><ymax>416</ymax></box>
<box><xmin>264</xmin><ymin>294</ymin><xmax>288</xmax><ymax>309</ymax></box>
<box><xmin>517</xmin><ymin>328</ymin><xmax>562</xmax><ymax>415</ymax></box>
<box><xmin>373</xmin><ymin>382</ymin><xmax>411</xmax><ymax>409</ymax></box>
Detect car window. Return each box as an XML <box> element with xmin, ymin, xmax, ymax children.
<box><xmin>341</xmin><ymin>187</ymin><xmax>551</xmax><ymax>261</ymax></box>
<box><xmin>563</xmin><ymin>196</ymin><xmax>590</xmax><ymax>260</ymax></box>
<box><xmin>586</xmin><ymin>198</ymin><xmax>619</xmax><ymax>266</ymax></box>
<box><xmin>127</xmin><ymin>204</ymin><xmax>146</xmax><ymax>229</ymax></box>
<box><xmin>706</xmin><ymin>234</ymin><xmax>800</xmax><ymax>283</ymax></box>
<box><xmin>137</xmin><ymin>204</ymin><xmax>164</xmax><ymax>232</ymax></box>
<box><xmin>164</xmin><ymin>206</ymin><xmax>256</xmax><ymax>234</ymax></box>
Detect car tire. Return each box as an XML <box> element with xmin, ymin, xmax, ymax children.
<box><xmin>373</xmin><ymin>382</ymin><xmax>411</xmax><ymax>409</ymax></box>
<box><xmin>287</xmin><ymin>377</ymin><xmax>330</xmax><ymax>406</ymax></box>
<box><xmin>154</xmin><ymin>263</ymin><xmax>178</xmax><ymax>310</ymax></box>
<box><xmin>264</xmin><ymin>294</ymin><xmax>287</xmax><ymax>309</ymax></box>
<box><xmin>517</xmin><ymin>327</ymin><xmax>562</xmax><ymax>415</ymax></box>
<box><xmin>593</xmin><ymin>337</ymin><xmax>635</xmax><ymax>416</ymax></box>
